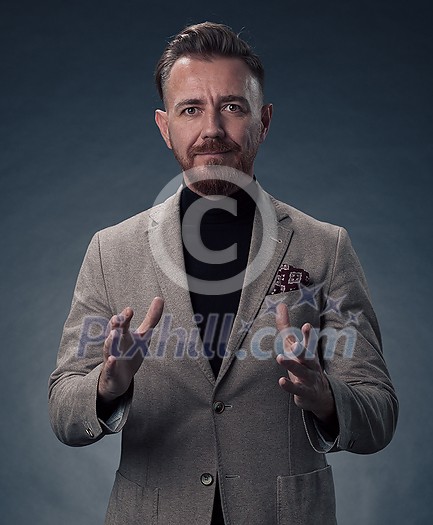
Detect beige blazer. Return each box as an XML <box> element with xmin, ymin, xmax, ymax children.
<box><xmin>49</xmin><ymin>185</ymin><xmax>398</xmax><ymax>525</ymax></box>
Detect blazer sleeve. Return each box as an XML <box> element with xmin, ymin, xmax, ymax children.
<box><xmin>303</xmin><ymin>227</ymin><xmax>398</xmax><ymax>454</ymax></box>
<box><xmin>48</xmin><ymin>233</ymin><xmax>132</xmax><ymax>446</ymax></box>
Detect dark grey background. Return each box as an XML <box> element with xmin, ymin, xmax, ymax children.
<box><xmin>1</xmin><ymin>0</ymin><xmax>432</xmax><ymax>523</ymax></box>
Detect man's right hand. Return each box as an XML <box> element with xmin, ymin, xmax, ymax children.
<box><xmin>97</xmin><ymin>297</ymin><xmax>164</xmax><ymax>404</ymax></box>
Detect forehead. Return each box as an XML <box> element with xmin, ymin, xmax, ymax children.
<box><xmin>164</xmin><ymin>56</ymin><xmax>261</xmax><ymax>107</ymax></box>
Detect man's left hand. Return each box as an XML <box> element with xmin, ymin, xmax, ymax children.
<box><xmin>275</xmin><ymin>303</ymin><xmax>338</xmax><ymax>433</ymax></box>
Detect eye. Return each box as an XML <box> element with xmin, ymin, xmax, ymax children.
<box><xmin>184</xmin><ymin>107</ymin><xmax>198</xmax><ymax>115</ymax></box>
<box><xmin>224</xmin><ymin>103</ymin><xmax>242</xmax><ymax>113</ymax></box>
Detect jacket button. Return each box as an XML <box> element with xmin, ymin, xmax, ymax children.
<box><xmin>200</xmin><ymin>473</ymin><xmax>214</xmax><ymax>486</ymax></box>
<box><xmin>213</xmin><ymin>401</ymin><xmax>225</xmax><ymax>414</ymax></box>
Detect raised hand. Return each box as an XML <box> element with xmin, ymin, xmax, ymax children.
<box><xmin>98</xmin><ymin>297</ymin><xmax>164</xmax><ymax>404</ymax></box>
<box><xmin>275</xmin><ymin>302</ymin><xmax>338</xmax><ymax>433</ymax></box>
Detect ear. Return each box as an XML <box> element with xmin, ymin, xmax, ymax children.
<box><xmin>259</xmin><ymin>103</ymin><xmax>273</xmax><ymax>143</ymax></box>
<box><xmin>155</xmin><ymin>109</ymin><xmax>172</xmax><ymax>149</ymax></box>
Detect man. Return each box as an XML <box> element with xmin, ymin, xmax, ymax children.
<box><xmin>49</xmin><ymin>22</ymin><xmax>398</xmax><ymax>524</ymax></box>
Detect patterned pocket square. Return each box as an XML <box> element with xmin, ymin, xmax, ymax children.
<box><xmin>271</xmin><ymin>263</ymin><xmax>310</xmax><ymax>294</ymax></box>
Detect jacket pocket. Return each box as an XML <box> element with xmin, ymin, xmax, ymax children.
<box><xmin>105</xmin><ymin>470</ymin><xmax>159</xmax><ymax>525</ymax></box>
<box><xmin>277</xmin><ymin>465</ymin><xmax>337</xmax><ymax>525</ymax></box>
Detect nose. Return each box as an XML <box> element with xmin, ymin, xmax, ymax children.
<box><xmin>201</xmin><ymin>110</ymin><xmax>225</xmax><ymax>139</ymax></box>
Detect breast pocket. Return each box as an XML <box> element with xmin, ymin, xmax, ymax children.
<box><xmin>277</xmin><ymin>465</ymin><xmax>337</xmax><ymax>525</ymax></box>
<box><xmin>260</xmin><ymin>291</ymin><xmax>321</xmax><ymax>329</ymax></box>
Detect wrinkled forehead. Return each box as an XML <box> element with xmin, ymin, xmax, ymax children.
<box><xmin>163</xmin><ymin>55</ymin><xmax>263</xmax><ymax>108</ymax></box>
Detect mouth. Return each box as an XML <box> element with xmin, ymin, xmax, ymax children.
<box><xmin>195</xmin><ymin>151</ymin><xmax>231</xmax><ymax>155</ymax></box>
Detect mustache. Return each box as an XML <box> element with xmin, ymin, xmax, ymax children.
<box><xmin>189</xmin><ymin>138</ymin><xmax>241</xmax><ymax>156</ymax></box>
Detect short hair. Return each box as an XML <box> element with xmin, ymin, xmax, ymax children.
<box><xmin>155</xmin><ymin>22</ymin><xmax>265</xmax><ymax>103</ymax></box>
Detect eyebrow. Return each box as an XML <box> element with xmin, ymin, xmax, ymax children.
<box><xmin>219</xmin><ymin>95</ymin><xmax>250</xmax><ymax>106</ymax></box>
<box><xmin>174</xmin><ymin>95</ymin><xmax>251</xmax><ymax>112</ymax></box>
<box><xmin>174</xmin><ymin>98</ymin><xmax>203</xmax><ymax>111</ymax></box>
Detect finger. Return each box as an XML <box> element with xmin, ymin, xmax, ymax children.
<box><xmin>278</xmin><ymin>376</ymin><xmax>306</xmax><ymax>397</ymax></box>
<box><xmin>136</xmin><ymin>297</ymin><xmax>164</xmax><ymax>335</ymax></box>
<box><xmin>276</xmin><ymin>354</ymin><xmax>312</xmax><ymax>381</ymax></box>
<box><xmin>103</xmin><ymin>328</ymin><xmax>123</xmax><ymax>359</ymax></box>
<box><xmin>109</xmin><ymin>307</ymin><xmax>134</xmax><ymax>334</ymax></box>
<box><xmin>296</xmin><ymin>323</ymin><xmax>321</xmax><ymax>370</ymax></box>
<box><xmin>276</xmin><ymin>303</ymin><xmax>297</xmax><ymax>345</ymax></box>
<box><xmin>286</xmin><ymin>347</ymin><xmax>320</xmax><ymax>372</ymax></box>
<box><xmin>118</xmin><ymin>307</ymin><xmax>134</xmax><ymax>334</ymax></box>
<box><xmin>276</xmin><ymin>302</ymin><xmax>289</xmax><ymax>331</ymax></box>
<box><xmin>103</xmin><ymin>331</ymin><xmax>113</xmax><ymax>361</ymax></box>
<box><xmin>119</xmin><ymin>307</ymin><xmax>133</xmax><ymax>333</ymax></box>
<box><xmin>103</xmin><ymin>355</ymin><xmax>117</xmax><ymax>381</ymax></box>
<box><xmin>302</xmin><ymin>323</ymin><xmax>311</xmax><ymax>348</ymax></box>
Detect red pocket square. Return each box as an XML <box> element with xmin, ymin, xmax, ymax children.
<box><xmin>271</xmin><ymin>264</ymin><xmax>310</xmax><ymax>294</ymax></box>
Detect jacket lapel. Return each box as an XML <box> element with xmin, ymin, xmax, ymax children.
<box><xmin>148</xmin><ymin>189</ymin><xmax>216</xmax><ymax>385</ymax></box>
<box><xmin>216</xmin><ymin>189</ymin><xmax>294</xmax><ymax>384</ymax></box>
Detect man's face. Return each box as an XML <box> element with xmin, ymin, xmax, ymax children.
<box><xmin>155</xmin><ymin>55</ymin><xmax>272</xmax><ymax>194</ymax></box>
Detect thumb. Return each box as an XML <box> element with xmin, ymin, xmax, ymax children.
<box><xmin>136</xmin><ymin>297</ymin><xmax>164</xmax><ymax>335</ymax></box>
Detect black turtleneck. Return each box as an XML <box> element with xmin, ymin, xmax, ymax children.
<box><xmin>180</xmin><ymin>181</ymin><xmax>257</xmax><ymax>525</ymax></box>
<box><xmin>180</xmin><ymin>181</ymin><xmax>256</xmax><ymax>376</ymax></box>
